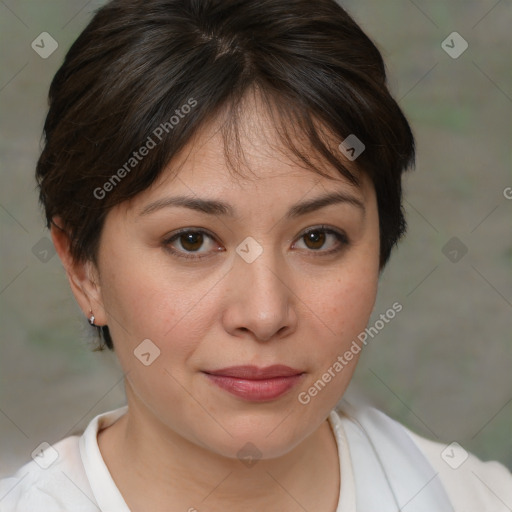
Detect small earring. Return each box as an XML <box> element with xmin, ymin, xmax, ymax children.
<box><xmin>88</xmin><ymin>311</ymin><xmax>96</xmax><ymax>326</ymax></box>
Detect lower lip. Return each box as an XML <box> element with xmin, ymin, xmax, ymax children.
<box><xmin>204</xmin><ymin>373</ymin><xmax>304</xmax><ymax>402</ymax></box>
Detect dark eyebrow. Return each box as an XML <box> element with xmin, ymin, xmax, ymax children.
<box><xmin>139</xmin><ymin>190</ymin><xmax>365</xmax><ymax>218</ymax></box>
<box><xmin>285</xmin><ymin>191</ymin><xmax>365</xmax><ymax>219</ymax></box>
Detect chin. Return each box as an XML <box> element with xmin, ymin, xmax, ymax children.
<box><xmin>203</xmin><ymin>432</ymin><xmax>305</xmax><ymax>463</ymax></box>
<box><xmin>189</xmin><ymin>409</ymin><xmax>315</xmax><ymax>462</ymax></box>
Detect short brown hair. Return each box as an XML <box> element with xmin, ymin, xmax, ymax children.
<box><xmin>36</xmin><ymin>0</ymin><xmax>415</xmax><ymax>350</ymax></box>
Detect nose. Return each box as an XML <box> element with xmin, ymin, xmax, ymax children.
<box><xmin>221</xmin><ymin>244</ymin><xmax>298</xmax><ymax>342</ymax></box>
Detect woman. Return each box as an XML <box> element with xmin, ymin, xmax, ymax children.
<box><xmin>1</xmin><ymin>0</ymin><xmax>511</xmax><ymax>510</ymax></box>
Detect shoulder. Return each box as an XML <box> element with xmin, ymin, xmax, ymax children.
<box><xmin>405</xmin><ymin>427</ymin><xmax>512</xmax><ymax>511</ymax></box>
<box><xmin>0</xmin><ymin>435</ymin><xmax>100</xmax><ymax>512</ymax></box>
<box><xmin>0</xmin><ymin>434</ymin><xmax>98</xmax><ymax>512</ymax></box>
<box><xmin>0</xmin><ymin>406</ymin><xmax>128</xmax><ymax>512</ymax></box>
<box><xmin>332</xmin><ymin>401</ymin><xmax>512</xmax><ymax>511</ymax></box>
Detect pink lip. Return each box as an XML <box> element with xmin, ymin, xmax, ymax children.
<box><xmin>203</xmin><ymin>365</ymin><xmax>305</xmax><ymax>402</ymax></box>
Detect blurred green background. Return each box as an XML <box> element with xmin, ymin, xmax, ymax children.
<box><xmin>1</xmin><ymin>0</ymin><xmax>511</xmax><ymax>477</ymax></box>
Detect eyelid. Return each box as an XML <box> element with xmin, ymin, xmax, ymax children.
<box><xmin>297</xmin><ymin>224</ymin><xmax>348</xmax><ymax>241</ymax></box>
<box><xmin>164</xmin><ymin>227</ymin><xmax>217</xmax><ymax>241</ymax></box>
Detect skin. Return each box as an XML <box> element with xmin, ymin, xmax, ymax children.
<box><xmin>52</xmin><ymin>91</ymin><xmax>381</xmax><ymax>512</ymax></box>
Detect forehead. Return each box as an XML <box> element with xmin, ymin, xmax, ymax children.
<box><xmin>124</xmin><ymin>88</ymin><xmax>374</xmax><ymax>214</ymax></box>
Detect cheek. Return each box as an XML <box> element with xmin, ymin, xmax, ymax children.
<box><xmin>98</xmin><ymin>258</ymin><xmax>210</xmax><ymax>415</ymax></box>
<box><xmin>293</xmin><ymin>268</ymin><xmax>378</xmax><ymax>413</ymax></box>
<box><xmin>99</xmin><ymin>262</ymin><xmax>165</xmax><ymax>342</ymax></box>
<box><xmin>98</xmin><ymin>236</ymin><xmax>171</xmax><ymax>328</ymax></box>
<box><xmin>98</xmin><ymin>246</ymin><xmax>223</xmax><ymax>369</ymax></box>
<box><xmin>299</xmin><ymin>247</ymin><xmax>379</xmax><ymax>384</ymax></box>
<box><xmin>311</xmin><ymin>280</ymin><xmax>377</xmax><ymax>380</ymax></box>
<box><xmin>324</xmin><ymin>271</ymin><xmax>378</xmax><ymax>338</ymax></box>
<box><xmin>310</xmin><ymin>249</ymin><xmax>379</xmax><ymax>342</ymax></box>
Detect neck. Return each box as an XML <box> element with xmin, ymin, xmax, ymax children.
<box><xmin>98</xmin><ymin>384</ymin><xmax>340</xmax><ymax>512</ymax></box>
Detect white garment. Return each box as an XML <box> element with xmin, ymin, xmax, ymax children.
<box><xmin>0</xmin><ymin>403</ymin><xmax>511</xmax><ymax>511</ymax></box>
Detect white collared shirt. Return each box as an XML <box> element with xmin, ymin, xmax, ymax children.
<box><xmin>0</xmin><ymin>404</ymin><xmax>511</xmax><ymax>511</ymax></box>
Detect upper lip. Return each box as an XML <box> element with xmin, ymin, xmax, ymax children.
<box><xmin>204</xmin><ymin>365</ymin><xmax>304</xmax><ymax>379</ymax></box>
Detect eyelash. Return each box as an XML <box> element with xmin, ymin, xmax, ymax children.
<box><xmin>162</xmin><ymin>225</ymin><xmax>350</xmax><ymax>261</ymax></box>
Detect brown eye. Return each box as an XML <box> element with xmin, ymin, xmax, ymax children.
<box><xmin>293</xmin><ymin>226</ymin><xmax>349</xmax><ymax>255</ymax></box>
<box><xmin>164</xmin><ymin>229</ymin><xmax>220</xmax><ymax>260</ymax></box>
<box><xmin>179</xmin><ymin>231</ymin><xmax>204</xmax><ymax>252</ymax></box>
<box><xmin>303</xmin><ymin>230</ymin><xmax>327</xmax><ymax>250</ymax></box>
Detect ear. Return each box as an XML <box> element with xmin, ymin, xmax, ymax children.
<box><xmin>50</xmin><ymin>217</ymin><xmax>108</xmax><ymax>326</ymax></box>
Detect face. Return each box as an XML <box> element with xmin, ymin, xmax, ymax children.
<box><xmin>86</xmin><ymin>97</ymin><xmax>380</xmax><ymax>460</ymax></box>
